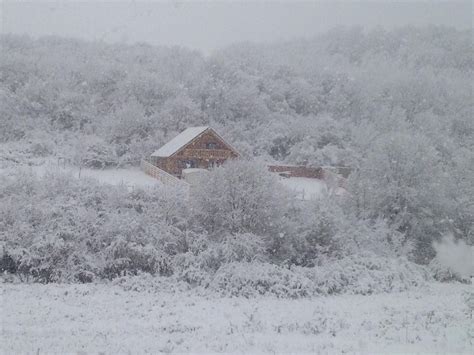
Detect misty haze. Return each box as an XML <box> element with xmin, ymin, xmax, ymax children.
<box><xmin>1</xmin><ymin>1</ymin><xmax>473</xmax><ymax>354</ymax></box>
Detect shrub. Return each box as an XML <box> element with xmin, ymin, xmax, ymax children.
<box><xmin>428</xmin><ymin>258</ymin><xmax>468</xmax><ymax>283</ymax></box>
<box><xmin>430</xmin><ymin>235</ymin><xmax>473</xmax><ymax>282</ymax></box>
<box><xmin>102</xmin><ymin>238</ymin><xmax>172</xmax><ymax>279</ymax></box>
<box><xmin>75</xmin><ymin>137</ymin><xmax>118</xmax><ymax>168</ymax></box>
<box><xmin>219</xmin><ymin>233</ymin><xmax>267</xmax><ymax>263</ymax></box>
<box><xmin>286</xmin><ymin>197</ymin><xmax>343</xmax><ymax>266</ymax></box>
<box><xmin>296</xmin><ymin>253</ymin><xmax>431</xmax><ymax>295</ymax></box>
<box><xmin>1</xmin><ymin>251</ymin><xmax>16</xmax><ymax>274</ymax></box>
<box><xmin>173</xmin><ymin>233</ymin><xmax>267</xmax><ymax>286</ymax></box>
<box><xmin>209</xmin><ymin>262</ymin><xmax>315</xmax><ymax>298</ymax></box>
<box><xmin>190</xmin><ymin>159</ymin><xmax>291</xmax><ymax>236</ymax></box>
<box><xmin>67</xmin><ymin>252</ymin><xmax>99</xmax><ymax>283</ymax></box>
<box><xmin>12</xmin><ymin>236</ymin><xmax>75</xmax><ymax>283</ymax></box>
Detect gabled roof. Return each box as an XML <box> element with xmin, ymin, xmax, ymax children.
<box><xmin>152</xmin><ymin>126</ymin><xmax>241</xmax><ymax>159</ymax></box>
<box><xmin>152</xmin><ymin>126</ymin><xmax>209</xmax><ymax>158</ymax></box>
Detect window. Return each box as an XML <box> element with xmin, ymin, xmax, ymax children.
<box><xmin>209</xmin><ymin>160</ymin><xmax>221</xmax><ymax>168</ymax></box>
<box><xmin>206</xmin><ymin>142</ymin><xmax>217</xmax><ymax>149</ymax></box>
<box><xmin>181</xmin><ymin>160</ymin><xmax>197</xmax><ymax>168</ymax></box>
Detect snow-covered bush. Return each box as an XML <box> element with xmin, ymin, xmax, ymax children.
<box><xmin>219</xmin><ymin>233</ymin><xmax>267</xmax><ymax>263</ymax></box>
<box><xmin>190</xmin><ymin>159</ymin><xmax>292</xmax><ymax>236</ymax></box>
<box><xmin>346</xmin><ymin>130</ymin><xmax>456</xmax><ymax>263</ymax></box>
<box><xmin>208</xmin><ymin>255</ymin><xmax>429</xmax><ymax>298</ymax></box>
<box><xmin>0</xmin><ymin>247</ymin><xmax>18</xmax><ymax>274</ymax></box>
<box><xmin>173</xmin><ymin>233</ymin><xmax>267</xmax><ymax>286</ymax></box>
<box><xmin>285</xmin><ymin>197</ymin><xmax>343</xmax><ymax>266</ymax></box>
<box><xmin>4</xmin><ymin>237</ymin><xmax>98</xmax><ymax>283</ymax></box>
<box><xmin>429</xmin><ymin>235</ymin><xmax>473</xmax><ymax>282</ymax></box>
<box><xmin>174</xmin><ymin>255</ymin><xmax>212</xmax><ymax>287</ymax></box>
<box><xmin>27</xmin><ymin>131</ymin><xmax>55</xmax><ymax>157</ymax></box>
<box><xmin>102</xmin><ymin>238</ymin><xmax>172</xmax><ymax>279</ymax></box>
<box><xmin>0</xmin><ymin>172</ymin><xmax>186</xmax><ymax>282</ymax></box>
<box><xmin>74</xmin><ymin>137</ymin><xmax>118</xmax><ymax>168</ymax></box>
<box><xmin>283</xmin><ymin>197</ymin><xmax>411</xmax><ymax>266</ymax></box>
<box><xmin>0</xmin><ymin>168</ymin><xmax>455</xmax><ymax>298</ymax></box>
<box><xmin>209</xmin><ymin>262</ymin><xmax>315</xmax><ymax>298</ymax></box>
<box><xmin>285</xmin><ymin>114</ymin><xmax>354</xmax><ymax>167</ymax></box>
<box><xmin>428</xmin><ymin>258</ymin><xmax>464</xmax><ymax>283</ymax></box>
<box><xmin>336</xmin><ymin>216</ymin><xmax>413</xmax><ymax>259</ymax></box>
<box><xmin>14</xmin><ymin>236</ymin><xmax>75</xmax><ymax>283</ymax></box>
<box><xmin>296</xmin><ymin>253</ymin><xmax>430</xmax><ymax>295</ymax></box>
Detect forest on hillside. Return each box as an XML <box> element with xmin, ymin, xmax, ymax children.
<box><xmin>1</xmin><ymin>26</ymin><xmax>472</xmax><ymax>166</ymax></box>
<box><xmin>0</xmin><ymin>26</ymin><xmax>473</xmax><ymax>286</ymax></box>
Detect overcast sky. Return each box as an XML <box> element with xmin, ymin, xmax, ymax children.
<box><xmin>1</xmin><ymin>1</ymin><xmax>472</xmax><ymax>53</ymax></box>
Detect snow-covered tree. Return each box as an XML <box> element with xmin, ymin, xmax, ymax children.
<box><xmin>189</xmin><ymin>159</ymin><xmax>291</xmax><ymax>237</ymax></box>
<box><xmin>347</xmin><ymin>131</ymin><xmax>449</xmax><ymax>262</ymax></box>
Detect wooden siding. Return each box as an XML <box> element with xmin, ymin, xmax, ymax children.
<box><xmin>151</xmin><ymin>129</ymin><xmax>239</xmax><ymax>177</ymax></box>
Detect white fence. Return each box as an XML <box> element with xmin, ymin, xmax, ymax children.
<box><xmin>140</xmin><ymin>159</ymin><xmax>187</xmax><ymax>187</ymax></box>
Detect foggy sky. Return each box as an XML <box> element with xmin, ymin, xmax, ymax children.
<box><xmin>1</xmin><ymin>1</ymin><xmax>472</xmax><ymax>53</ymax></box>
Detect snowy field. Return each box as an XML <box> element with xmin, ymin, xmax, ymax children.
<box><xmin>279</xmin><ymin>176</ymin><xmax>328</xmax><ymax>200</ymax></box>
<box><xmin>0</xmin><ymin>162</ymin><xmax>161</xmax><ymax>188</ymax></box>
<box><xmin>2</xmin><ymin>282</ymin><xmax>472</xmax><ymax>354</ymax></box>
<box><xmin>1</xmin><ymin>162</ymin><xmax>331</xmax><ymax>199</ymax></box>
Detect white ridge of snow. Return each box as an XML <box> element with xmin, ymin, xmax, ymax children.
<box><xmin>151</xmin><ymin>126</ymin><xmax>209</xmax><ymax>158</ymax></box>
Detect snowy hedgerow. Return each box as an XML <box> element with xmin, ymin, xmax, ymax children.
<box><xmin>173</xmin><ymin>233</ymin><xmax>268</xmax><ymax>287</ymax></box>
<box><xmin>0</xmin><ymin>165</ymin><xmax>458</xmax><ymax>295</ymax></box>
<box><xmin>210</xmin><ymin>262</ymin><xmax>315</xmax><ymax>298</ymax></box>
<box><xmin>335</xmin><ymin>216</ymin><xmax>413</xmax><ymax>259</ymax></box>
<box><xmin>296</xmin><ymin>253</ymin><xmax>430</xmax><ymax>295</ymax></box>
<box><xmin>0</xmin><ymin>172</ymin><xmax>185</xmax><ymax>282</ymax></box>
<box><xmin>284</xmin><ymin>197</ymin><xmax>411</xmax><ymax>266</ymax></box>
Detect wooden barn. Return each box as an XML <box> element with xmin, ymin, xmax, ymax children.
<box><xmin>149</xmin><ymin>126</ymin><xmax>240</xmax><ymax>178</ymax></box>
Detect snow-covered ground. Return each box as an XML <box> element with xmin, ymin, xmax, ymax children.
<box><xmin>2</xmin><ymin>282</ymin><xmax>472</xmax><ymax>354</ymax></box>
<box><xmin>0</xmin><ymin>162</ymin><xmax>160</xmax><ymax>188</ymax></box>
<box><xmin>1</xmin><ymin>162</ymin><xmax>332</xmax><ymax>200</ymax></box>
<box><xmin>279</xmin><ymin>176</ymin><xmax>328</xmax><ymax>200</ymax></box>
<box><xmin>51</xmin><ymin>166</ymin><xmax>160</xmax><ymax>188</ymax></box>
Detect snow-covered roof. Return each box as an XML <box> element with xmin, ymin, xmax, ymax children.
<box><xmin>151</xmin><ymin>126</ymin><xmax>209</xmax><ymax>158</ymax></box>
